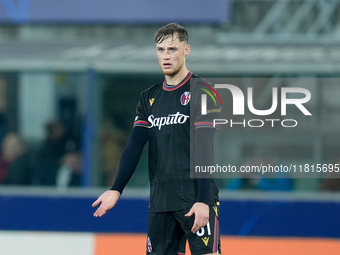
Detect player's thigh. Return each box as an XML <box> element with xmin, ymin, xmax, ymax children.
<box><xmin>174</xmin><ymin>203</ymin><xmax>221</xmax><ymax>255</ymax></box>
<box><xmin>147</xmin><ymin>211</ymin><xmax>186</xmax><ymax>255</ymax></box>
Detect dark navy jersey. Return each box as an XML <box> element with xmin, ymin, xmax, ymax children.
<box><xmin>134</xmin><ymin>72</ymin><xmax>221</xmax><ymax>212</ymax></box>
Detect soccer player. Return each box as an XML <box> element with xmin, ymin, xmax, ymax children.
<box><xmin>92</xmin><ymin>23</ymin><xmax>221</xmax><ymax>255</ymax></box>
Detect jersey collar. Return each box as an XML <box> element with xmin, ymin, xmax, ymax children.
<box><xmin>163</xmin><ymin>72</ymin><xmax>193</xmax><ymax>91</ymax></box>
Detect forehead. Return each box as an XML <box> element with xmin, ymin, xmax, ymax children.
<box><xmin>156</xmin><ymin>35</ymin><xmax>186</xmax><ymax>48</ymax></box>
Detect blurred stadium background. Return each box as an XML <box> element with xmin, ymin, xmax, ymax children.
<box><xmin>1</xmin><ymin>0</ymin><xmax>340</xmax><ymax>254</ymax></box>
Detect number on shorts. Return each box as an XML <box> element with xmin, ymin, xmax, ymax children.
<box><xmin>196</xmin><ymin>222</ymin><xmax>211</xmax><ymax>237</ymax></box>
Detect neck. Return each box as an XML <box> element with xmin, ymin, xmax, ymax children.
<box><xmin>164</xmin><ymin>67</ymin><xmax>189</xmax><ymax>85</ymax></box>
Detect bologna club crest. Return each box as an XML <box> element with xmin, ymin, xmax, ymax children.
<box><xmin>180</xmin><ymin>91</ymin><xmax>191</xmax><ymax>106</ymax></box>
<box><xmin>146</xmin><ymin>237</ymin><xmax>152</xmax><ymax>252</ymax></box>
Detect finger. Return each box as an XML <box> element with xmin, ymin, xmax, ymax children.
<box><xmin>191</xmin><ymin>220</ymin><xmax>200</xmax><ymax>233</ymax></box>
<box><xmin>93</xmin><ymin>207</ymin><xmax>101</xmax><ymax>217</ymax></box>
<box><xmin>93</xmin><ymin>207</ymin><xmax>106</xmax><ymax>217</ymax></box>
<box><xmin>185</xmin><ymin>209</ymin><xmax>194</xmax><ymax>217</ymax></box>
<box><xmin>93</xmin><ymin>209</ymin><xmax>100</xmax><ymax>217</ymax></box>
<box><xmin>92</xmin><ymin>198</ymin><xmax>101</xmax><ymax>208</ymax></box>
<box><xmin>200</xmin><ymin>216</ymin><xmax>209</xmax><ymax>227</ymax></box>
<box><xmin>191</xmin><ymin>216</ymin><xmax>209</xmax><ymax>233</ymax></box>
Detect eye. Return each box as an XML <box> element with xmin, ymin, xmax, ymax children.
<box><xmin>158</xmin><ymin>48</ymin><xmax>164</xmax><ymax>53</ymax></box>
<box><xmin>170</xmin><ymin>48</ymin><xmax>176</xmax><ymax>52</ymax></box>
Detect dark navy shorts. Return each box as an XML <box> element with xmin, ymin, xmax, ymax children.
<box><xmin>146</xmin><ymin>202</ymin><xmax>221</xmax><ymax>255</ymax></box>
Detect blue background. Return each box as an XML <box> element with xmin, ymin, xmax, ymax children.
<box><xmin>1</xmin><ymin>193</ymin><xmax>339</xmax><ymax>238</ymax></box>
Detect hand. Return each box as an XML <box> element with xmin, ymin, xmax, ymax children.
<box><xmin>92</xmin><ymin>190</ymin><xmax>121</xmax><ymax>217</ymax></box>
<box><xmin>185</xmin><ymin>202</ymin><xmax>209</xmax><ymax>234</ymax></box>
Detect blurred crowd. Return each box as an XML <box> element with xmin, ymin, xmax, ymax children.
<box><xmin>0</xmin><ymin>120</ymin><xmax>82</xmax><ymax>188</ymax></box>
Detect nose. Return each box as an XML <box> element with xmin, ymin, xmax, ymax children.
<box><xmin>163</xmin><ymin>50</ymin><xmax>170</xmax><ymax>60</ymax></box>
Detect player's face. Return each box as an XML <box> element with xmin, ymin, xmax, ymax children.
<box><xmin>156</xmin><ymin>34</ymin><xmax>190</xmax><ymax>76</ymax></box>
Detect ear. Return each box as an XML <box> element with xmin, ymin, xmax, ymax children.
<box><xmin>185</xmin><ymin>45</ymin><xmax>191</xmax><ymax>56</ymax></box>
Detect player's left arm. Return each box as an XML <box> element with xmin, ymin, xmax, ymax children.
<box><xmin>185</xmin><ymin>127</ymin><xmax>216</xmax><ymax>233</ymax></box>
<box><xmin>187</xmin><ymin>78</ymin><xmax>222</xmax><ymax>233</ymax></box>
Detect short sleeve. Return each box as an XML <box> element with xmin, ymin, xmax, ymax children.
<box><xmin>191</xmin><ymin>78</ymin><xmax>222</xmax><ymax>129</ymax></box>
<box><xmin>133</xmin><ymin>92</ymin><xmax>150</xmax><ymax>128</ymax></box>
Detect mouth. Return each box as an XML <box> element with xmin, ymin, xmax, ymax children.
<box><xmin>163</xmin><ymin>63</ymin><xmax>172</xmax><ymax>69</ymax></box>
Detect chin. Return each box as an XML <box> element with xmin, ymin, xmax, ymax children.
<box><xmin>161</xmin><ymin>68</ymin><xmax>178</xmax><ymax>76</ymax></box>
<box><xmin>162</xmin><ymin>70</ymin><xmax>173</xmax><ymax>75</ymax></box>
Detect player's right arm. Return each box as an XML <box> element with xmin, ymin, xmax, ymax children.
<box><xmin>92</xmin><ymin>126</ymin><xmax>149</xmax><ymax>217</ymax></box>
